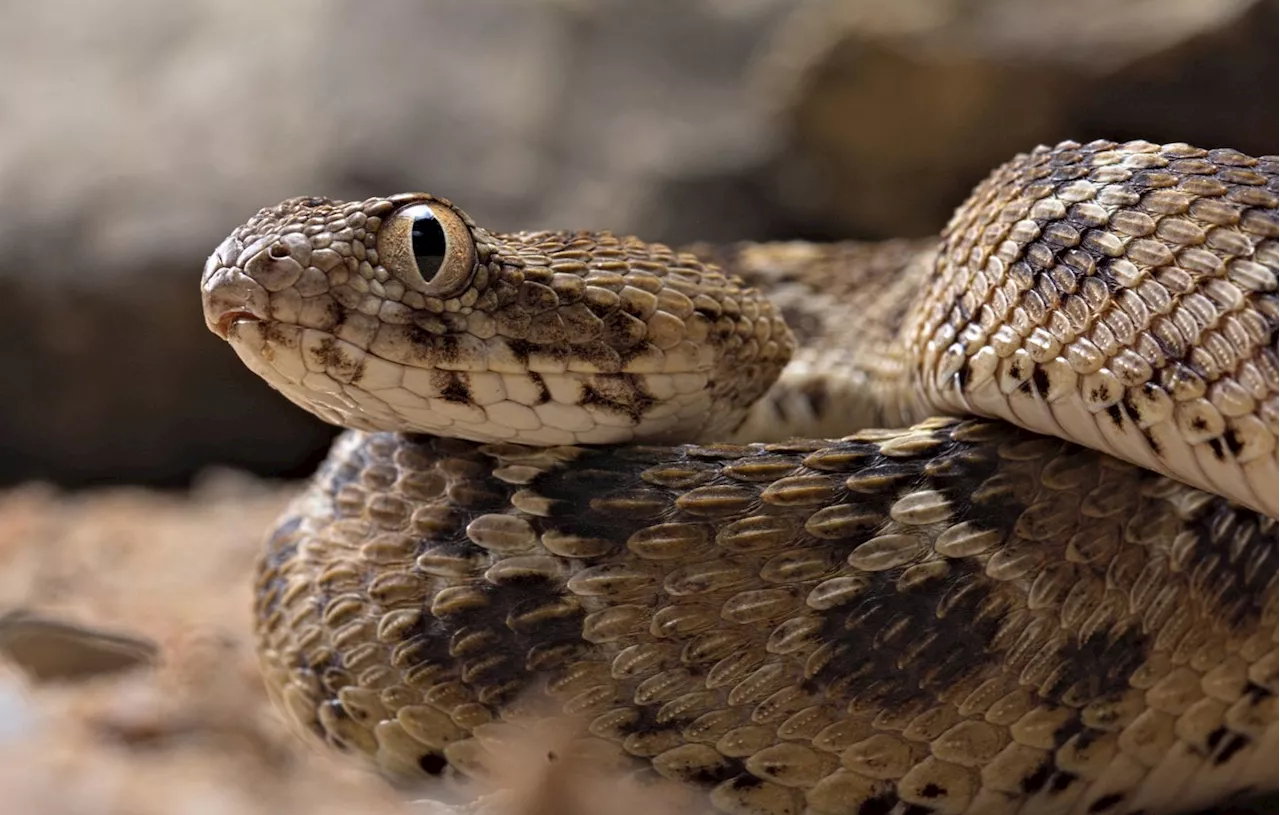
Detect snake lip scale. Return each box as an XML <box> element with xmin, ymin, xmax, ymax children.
<box><xmin>203</xmin><ymin>140</ymin><xmax>1278</xmax><ymax>815</ymax></box>
<box><xmin>212</xmin><ymin>310</ymin><xmax>260</xmax><ymax>340</ymax></box>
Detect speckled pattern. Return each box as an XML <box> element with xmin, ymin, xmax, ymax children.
<box><xmin>912</xmin><ymin>143</ymin><xmax>1278</xmax><ymax>517</ymax></box>
<box><xmin>203</xmin><ymin>141</ymin><xmax>1279</xmax><ymax>814</ymax></box>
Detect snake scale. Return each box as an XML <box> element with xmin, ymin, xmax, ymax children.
<box><xmin>201</xmin><ymin>140</ymin><xmax>1278</xmax><ymax>815</ymax></box>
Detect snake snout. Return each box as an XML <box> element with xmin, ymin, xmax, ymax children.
<box><xmin>201</xmin><ymin>257</ymin><xmax>270</xmax><ymax>340</ymax></box>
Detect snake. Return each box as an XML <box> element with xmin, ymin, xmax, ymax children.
<box><xmin>200</xmin><ymin>140</ymin><xmax>1278</xmax><ymax>815</ymax></box>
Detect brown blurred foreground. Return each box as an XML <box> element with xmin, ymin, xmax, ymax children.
<box><xmin>0</xmin><ymin>477</ymin><xmax>410</xmax><ymax>815</ymax></box>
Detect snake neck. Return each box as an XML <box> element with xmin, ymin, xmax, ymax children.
<box><xmin>691</xmin><ymin>238</ymin><xmax>940</xmax><ymax>443</ymax></box>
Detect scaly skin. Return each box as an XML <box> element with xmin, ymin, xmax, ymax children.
<box><xmin>203</xmin><ymin>141</ymin><xmax>1279</xmax><ymax>813</ymax></box>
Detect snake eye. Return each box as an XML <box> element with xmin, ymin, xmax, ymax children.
<box><xmin>377</xmin><ymin>201</ymin><xmax>476</xmax><ymax>298</ymax></box>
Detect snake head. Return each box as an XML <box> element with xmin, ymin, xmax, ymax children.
<box><xmin>201</xmin><ymin>193</ymin><xmax>794</xmax><ymax>445</ymax></box>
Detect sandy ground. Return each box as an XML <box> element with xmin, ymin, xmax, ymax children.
<box><xmin>0</xmin><ymin>474</ymin><xmax>414</xmax><ymax>815</ymax></box>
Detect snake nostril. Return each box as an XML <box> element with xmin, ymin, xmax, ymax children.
<box><xmin>268</xmin><ymin>241</ymin><xmax>290</xmax><ymax>259</ymax></box>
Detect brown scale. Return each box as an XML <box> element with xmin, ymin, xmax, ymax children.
<box><xmin>255</xmin><ymin>419</ymin><xmax>1276</xmax><ymax>815</ymax></box>
<box><xmin>214</xmin><ymin>142</ymin><xmax>1280</xmax><ymax>815</ymax></box>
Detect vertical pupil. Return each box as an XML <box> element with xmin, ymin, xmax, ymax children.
<box><xmin>411</xmin><ymin>210</ymin><xmax>448</xmax><ymax>274</ymax></box>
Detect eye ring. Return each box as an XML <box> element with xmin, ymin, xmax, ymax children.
<box><xmin>376</xmin><ymin>200</ymin><xmax>476</xmax><ymax>299</ymax></box>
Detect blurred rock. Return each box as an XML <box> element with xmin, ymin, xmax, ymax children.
<box><xmin>0</xmin><ymin>608</ymin><xmax>157</xmax><ymax>683</ymax></box>
<box><xmin>758</xmin><ymin>0</ymin><xmax>1277</xmax><ymax>237</ymax></box>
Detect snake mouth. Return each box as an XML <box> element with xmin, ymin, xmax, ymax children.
<box><xmin>214</xmin><ymin>310</ymin><xmax>263</xmax><ymax>340</ymax></box>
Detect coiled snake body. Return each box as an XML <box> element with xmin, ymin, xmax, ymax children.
<box><xmin>202</xmin><ymin>141</ymin><xmax>1278</xmax><ymax>814</ymax></box>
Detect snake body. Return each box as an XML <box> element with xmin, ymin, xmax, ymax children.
<box><xmin>201</xmin><ymin>141</ymin><xmax>1278</xmax><ymax>814</ymax></box>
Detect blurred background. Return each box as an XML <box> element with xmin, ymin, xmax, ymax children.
<box><xmin>1</xmin><ymin>0</ymin><xmax>1275</xmax><ymax>488</ymax></box>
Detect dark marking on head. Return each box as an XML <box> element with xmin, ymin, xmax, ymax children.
<box><xmin>259</xmin><ymin>313</ymin><xmax>294</xmax><ymax>341</ymax></box>
<box><xmin>580</xmin><ymin>375</ymin><xmax>657</xmax><ymax>424</ymax></box>
<box><xmin>308</xmin><ymin>336</ymin><xmax>344</xmax><ymax>370</ymax></box>
<box><xmin>504</xmin><ymin>338</ymin><xmax>533</xmax><ymax>365</ymax></box>
<box><xmin>440</xmin><ymin>374</ymin><xmax>471</xmax><ymax>404</ymax></box>
<box><xmin>434</xmin><ymin>335</ymin><xmax>474</xmax><ymax>368</ymax></box>
<box><xmin>528</xmin><ymin>372</ymin><xmax>551</xmax><ymax>404</ymax></box>
<box><xmin>350</xmin><ymin>360</ymin><xmax>369</xmax><ymax>384</ymax></box>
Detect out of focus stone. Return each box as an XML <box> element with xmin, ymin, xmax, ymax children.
<box><xmin>759</xmin><ymin>0</ymin><xmax>1277</xmax><ymax>237</ymax></box>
